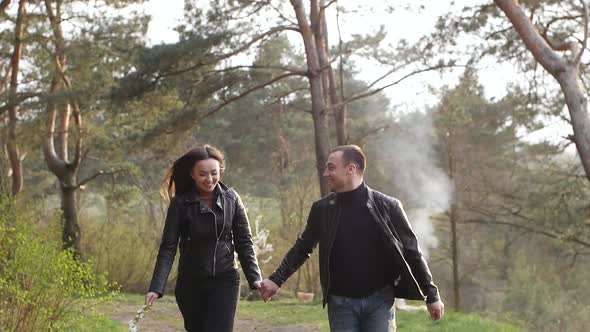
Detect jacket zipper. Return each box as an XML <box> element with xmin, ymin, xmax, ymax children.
<box><xmin>208</xmin><ymin>202</ymin><xmax>226</xmax><ymax>277</ymax></box>
<box><xmin>201</xmin><ymin>207</ymin><xmax>220</xmax><ymax>277</ymax></box>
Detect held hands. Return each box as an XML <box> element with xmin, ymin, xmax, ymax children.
<box><xmin>144</xmin><ymin>292</ymin><xmax>159</xmax><ymax>306</ymax></box>
<box><xmin>256</xmin><ymin>279</ymin><xmax>280</xmax><ymax>302</ymax></box>
<box><xmin>426</xmin><ymin>300</ymin><xmax>445</xmax><ymax>321</ymax></box>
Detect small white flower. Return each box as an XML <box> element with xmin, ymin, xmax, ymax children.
<box><xmin>128</xmin><ymin>304</ymin><xmax>151</xmax><ymax>332</ymax></box>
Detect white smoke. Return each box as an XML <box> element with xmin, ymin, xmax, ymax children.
<box><xmin>378</xmin><ymin>110</ymin><xmax>452</xmax><ymax>258</ymax></box>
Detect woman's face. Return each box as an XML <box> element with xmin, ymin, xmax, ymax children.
<box><xmin>191</xmin><ymin>158</ymin><xmax>220</xmax><ymax>194</ymax></box>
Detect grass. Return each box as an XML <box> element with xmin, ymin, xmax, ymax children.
<box><xmin>61</xmin><ymin>314</ymin><xmax>127</xmax><ymax>332</ymax></box>
<box><xmin>238</xmin><ymin>299</ymin><xmax>523</xmax><ymax>332</ymax></box>
<box><xmin>395</xmin><ymin>310</ymin><xmax>522</xmax><ymax>332</ymax></box>
<box><xmin>73</xmin><ymin>294</ymin><xmax>523</xmax><ymax>332</ymax></box>
<box><xmin>239</xmin><ymin>300</ymin><xmax>330</xmax><ymax>330</ymax></box>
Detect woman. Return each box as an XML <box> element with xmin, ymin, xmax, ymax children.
<box><xmin>145</xmin><ymin>145</ymin><xmax>262</xmax><ymax>332</ymax></box>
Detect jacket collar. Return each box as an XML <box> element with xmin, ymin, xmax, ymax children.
<box><xmin>182</xmin><ymin>181</ymin><xmax>231</xmax><ymax>205</ymax></box>
<box><xmin>327</xmin><ymin>183</ymin><xmax>375</xmax><ymax>208</ymax></box>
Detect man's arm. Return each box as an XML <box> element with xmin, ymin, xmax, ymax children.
<box><xmin>261</xmin><ymin>203</ymin><xmax>320</xmax><ymax>300</ymax></box>
<box><xmin>389</xmin><ymin>199</ymin><xmax>440</xmax><ymax>304</ymax></box>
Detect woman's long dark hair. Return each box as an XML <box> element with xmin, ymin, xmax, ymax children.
<box><xmin>161</xmin><ymin>145</ymin><xmax>225</xmax><ymax>200</ymax></box>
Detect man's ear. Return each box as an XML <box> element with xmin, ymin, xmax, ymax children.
<box><xmin>347</xmin><ymin>163</ymin><xmax>356</xmax><ymax>175</ymax></box>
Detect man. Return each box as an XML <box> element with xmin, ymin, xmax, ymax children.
<box><xmin>259</xmin><ymin>145</ymin><xmax>444</xmax><ymax>331</ymax></box>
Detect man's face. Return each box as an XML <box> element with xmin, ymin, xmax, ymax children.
<box><xmin>323</xmin><ymin>151</ymin><xmax>353</xmax><ymax>192</ymax></box>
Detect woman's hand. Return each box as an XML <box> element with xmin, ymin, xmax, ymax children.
<box><xmin>145</xmin><ymin>292</ymin><xmax>159</xmax><ymax>306</ymax></box>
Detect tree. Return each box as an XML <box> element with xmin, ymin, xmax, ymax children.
<box><xmin>115</xmin><ymin>1</ymin><xmax>448</xmax><ymax>197</ymax></box>
<box><xmin>5</xmin><ymin>0</ymin><xmax>26</xmax><ymax>196</ymax></box>
<box><xmin>493</xmin><ymin>0</ymin><xmax>590</xmax><ymax>184</ymax></box>
<box><xmin>429</xmin><ymin>1</ymin><xmax>590</xmax><ymax>184</ymax></box>
<box><xmin>4</xmin><ymin>0</ymin><xmax>149</xmax><ymax>253</ymax></box>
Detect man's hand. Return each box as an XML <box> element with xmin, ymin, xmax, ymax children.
<box><xmin>259</xmin><ymin>279</ymin><xmax>280</xmax><ymax>302</ymax></box>
<box><xmin>145</xmin><ymin>292</ymin><xmax>159</xmax><ymax>306</ymax></box>
<box><xmin>427</xmin><ymin>300</ymin><xmax>444</xmax><ymax>321</ymax></box>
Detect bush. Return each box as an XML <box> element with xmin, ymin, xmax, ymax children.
<box><xmin>501</xmin><ymin>255</ymin><xmax>590</xmax><ymax>331</ymax></box>
<box><xmin>0</xmin><ymin>195</ymin><xmax>117</xmax><ymax>331</ymax></box>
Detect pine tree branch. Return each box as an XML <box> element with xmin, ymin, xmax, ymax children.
<box><xmin>199</xmin><ymin>72</ymin><xmax>304</xmax><ymax>121</ymax></box>
<box><xmin>158</xmin><ymin>25</ymin><xmax>299</xmax><ymax>78</ymax></box>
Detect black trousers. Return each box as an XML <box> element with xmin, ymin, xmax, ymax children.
<box><xmin>175</xmin><ymin>269</ymin><xmax>240</xmax><ymax>332</ymax></box>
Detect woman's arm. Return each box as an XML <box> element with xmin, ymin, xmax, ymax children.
<box><xmin>231</xmin><ymin>190</ymin><xmax>263</xmax><ymax>289</ymax></box>
<box><xmin>147</xmin><ymin>197</ymin><xmax>183</xmax><ymax>298</ymax></box>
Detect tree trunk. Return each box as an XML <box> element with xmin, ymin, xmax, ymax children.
<box><xmin>556</xmin><ymin>67</ymin><xmax>590</xmax><ymax>181</ymax></box>
<box><xmin>450</xmin><ymin>202</ymin><xmax>461</xmax><ymax>310</ymax></box>
<box><xmin>6</xmin><ymin>0</ymin><xmax>26</xmax><ymax>196</ymax></box>
<box><xmin>43</xmin><ymin>0</ymin><xmax>84</xmax><ymax>255</ymax></box>
<box><xmin>290</xmin><ymin>0</ymin><xmax>331</xmax><ymax>196</ymax></box>
<box><xmin>61</xmin><ymin>181</ymin><xmax>80</xmax><ymax>252</ymax></box>
<box><xmin>445</xmin><ymin>122</ymin><xmax>461</xmax><ymax>310</ymax></box>
<box><xmin>313</xmin><ymin>0</ymin><xmax>347</xmax><ymax>145</ymax></box>
<box><xmin>495</xmin><ymin>0</ymin><xmax>590</xmax><ymax>183</ymax></box>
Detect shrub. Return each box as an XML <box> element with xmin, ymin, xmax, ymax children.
<box><xmin>0</xmin><ymin>195</ymin><xmax>117</xmax><ymax>331</ymax></box>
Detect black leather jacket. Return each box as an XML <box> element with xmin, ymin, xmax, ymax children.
<box><xmin>149</xmin><ymin>182</ymin><xmax>262</xmax><ymax>296</ymax></box>
<box><xmin>268</xmin><ymin>185</ymin><xmax>440</xmax><ymax>306</ymax></box>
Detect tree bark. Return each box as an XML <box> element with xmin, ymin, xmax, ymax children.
<box><xmin>444</xmin><ymin>124</ymin><xmax>461</xmax><ymax>310</ymax></box>
<box><xmin>6</xmin><ymin>0</ymin><xmax>26</xmax><ymax>196</ymax></box>
<box><xmin>449</xmin><ymin>202</ymin><xmax>461</xmax><ymax>310</ymax></box>
<box><xmin>290</xmin><ymin>0</ymin><xmax>331</xmax><ymax>196</ymax></box>
<box><xmin>495</xmin><ymin>0</ymin><xmax>590</xmax><ymax>183</ymax></box>
<box><xmin>313</xmin><ymin>0</ymin><xmax>347</xmax><ymax>145</ymax></box>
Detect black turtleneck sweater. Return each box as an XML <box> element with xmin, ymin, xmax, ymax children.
<box><xmin>329</xmin><ymin>183</ymin><xmax>397</xmax><ymax>298</ymax></box>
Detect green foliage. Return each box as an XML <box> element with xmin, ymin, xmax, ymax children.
<box><xmin>502</xmin><ymin>255</ymin><xmax>590</xmax><ymax>331</ymax></box>
<box><xmin>79</xmin><ymin>187</ymin><xmax>172</xmax><ymax>293</ymax></box>
<box><xmin>0</xmin><ymin>194</ymin><xmax>118</xmax><ymax>332</ymax></box>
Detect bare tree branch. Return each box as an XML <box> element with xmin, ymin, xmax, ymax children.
<box><xmin>201</xmin><ymin>64</ymin><xmax>308</xmax><ymax>77</ymax></box>
<box><xmin>268</xmin><ymin>1</ymin><xmax>297</xmax><ymax>26</ymax></box>
<box><xmin>73</xmin><ymin>169</ymin><xmax>127</xmax><ymax>189</ymax></box>
<box><xmin>199</xmin><ymin>72</ymin><xmax>304</xmax><ymax>121</ymax></box>
<box><xmin>351</xmin><ymin>123</ymin><xmax>393</xmax><ymax>143</ymax></box>
<box><xmin>575</xmin><ymin>0</ymin><xmax>589</xmax><ymax>65</ymax></box>
<box><xmin>340</xmin><ymin>63</ymin><xmax>461</xmax><ymax>107</ymax></box>
<box><xmin>263</xmin><ymin>87</ymin><xmax>308</xmax><ymax>107</ymax></box>
<box><xmin>465</xmin><ymin>218</ymin><xmax>590</xmax><ymax>248</ymax></box>
<box><xmin>320</xmin><ymin>0</ymin><xmax>336</xmax><ymax>11</ymax></box>
<box><xmin>0</xmin><ymin>92</ymin><xmax>42</xmax><ymax>115</ymax></box>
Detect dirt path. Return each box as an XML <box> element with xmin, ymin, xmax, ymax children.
<box><xmin>101</xmin><ymin>299</ymin><xmax>320</xmax><ymax>332</ymax></box>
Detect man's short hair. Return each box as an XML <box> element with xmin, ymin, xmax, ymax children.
<box><xmin>331</xmin><ymin>145</ymin><xmax>366</xmax><ymax>173</ymax></box>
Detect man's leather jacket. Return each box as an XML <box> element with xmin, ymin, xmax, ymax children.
<box><xmin>149</xmin><ymin>182</ymin><xmax>262</xmax><ymax>297</ymax></box>
<box><xmin>268</xmin><ymin>184</ymin><xmax>440</xmax><ymax>306</ymax></box>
